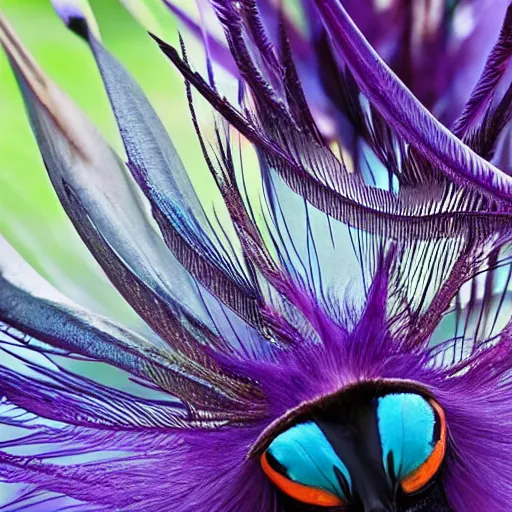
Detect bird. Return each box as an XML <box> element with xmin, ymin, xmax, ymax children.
<box><xmin>0</xmin><ymin>0</ymin><xmax>511</xmax><ymax>511</ymax></box>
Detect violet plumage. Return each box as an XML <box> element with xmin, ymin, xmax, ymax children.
<box><xmin>0</xmin><ymin>1</ymin><xmax>511</xmax><ymax>511</ymax></box>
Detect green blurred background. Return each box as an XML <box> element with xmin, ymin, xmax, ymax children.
<box><xmin>0</xmin><ymin>0</ymin><xmax>218</xmax><ymax>328</ymax></box>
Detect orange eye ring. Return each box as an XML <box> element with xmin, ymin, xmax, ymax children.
<box><xmin>401</xmin><ymin>400</ymin><xmax>447</xmax><ymax>494</ymax></box>
<box><xmin>260</xmin><ymin>452</ymin><xmax>344</xmax><ymax>507</ymax></box>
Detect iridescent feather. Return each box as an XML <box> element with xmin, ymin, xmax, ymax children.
<box><xmin>0</xmin><ymin>1</ymin><xmax>511</xmax><ymax>511</ymax></box>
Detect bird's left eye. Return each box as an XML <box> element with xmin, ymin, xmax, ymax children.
<box><xmin>260</xmin><ymin>451</ymin><xmax>344</xmax><ymax>507</ymax></box>
<box><xmin>377</xmin><ymin>393</ymin><xmax>447</xmax><ymax>494</ymax></box>
<box><xmin>260</xmin><ymin>421</ymin><xmax>350</xmax><ymax>507</ymax></box>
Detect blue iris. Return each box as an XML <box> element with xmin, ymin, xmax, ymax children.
<box><xmin>377</xmin><ymin>393</ymin><xmax>436</xmax><ymax>480</ymax></box>
<box><xmin>267</xmin><ymin>421</ymin><xmax>352</xmax><ymax>500</ymax></box>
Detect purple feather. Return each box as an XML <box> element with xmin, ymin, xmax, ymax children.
<box><xmin>0</xmin><ymin>1</ymin><xmax>512</xmax><ymax>511</ymax></box>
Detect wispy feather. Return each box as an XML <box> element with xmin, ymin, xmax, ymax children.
<box><xmin>0</xmin><ymin>1</ymin><xmax>511</xmax><ymax>511</ymax></box>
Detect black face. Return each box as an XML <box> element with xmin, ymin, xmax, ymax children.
<box><xmin>258</xmin><ymin>382</ymin><xmax>453</xmax><ymax>512</ymax></box>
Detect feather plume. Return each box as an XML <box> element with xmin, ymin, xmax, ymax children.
<box><xmin>0</xmin><ymin>2</ymin><xmax>511</xmax><ymax>511</ymax></box>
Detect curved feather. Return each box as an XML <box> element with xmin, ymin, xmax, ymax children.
<box><xmin>452</xmin><ymin>5</ymin><xmax>512</xmax><ymax>138</ymax></box>
<box><xmin>0</xmin><ymin>237</ymin><xmax>264</xmax><ymax>420</ymax></box>
<box><xmin>314</xmin><ymin>0</ymin><xmax>512</xmax><ymax>207</ymax></box>
<box><xmin>154</xmin><ymin>12</ymin><xmax>512</xmax><ymax>332</ymax></box>
<box><xmin>0</xmin><ymin>11</ymin><xmax>275</xmax><ymax>362</ymax></box>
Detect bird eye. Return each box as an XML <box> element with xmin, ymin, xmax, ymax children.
<box><xmin>261</xmin><ymin>452</ymin><xmax>344</xmax><ymax>507</ymax></box>
<box><xmin>260</xmin><ymin>422</ymin><xmax>350</xmax><ymax>507</ymax></box>
<box><xmin>377</xmin><ymin>393</ymin><xmax>447</xmax><ymax>495</ymax></box>
<box><xmin>401</xmin><ymin>400</ymin><xmax>447</xmax><ymax>494</ymax></box>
